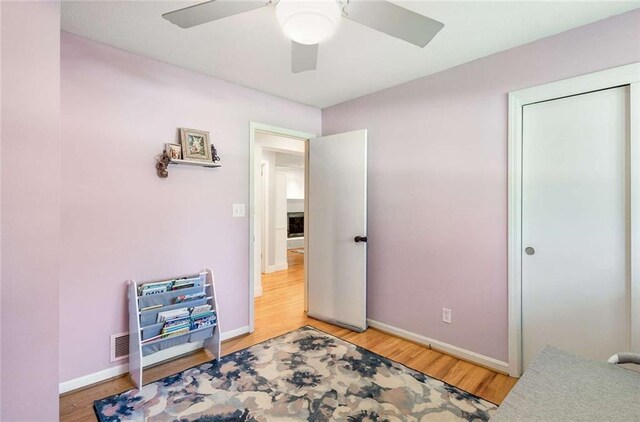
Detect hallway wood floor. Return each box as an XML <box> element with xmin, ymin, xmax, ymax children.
<box><xmin>60</xmin><ymin>250</ymin><xmax>516</xmax><ymax>421</ymax></box>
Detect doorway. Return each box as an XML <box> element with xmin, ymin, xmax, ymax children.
<box><xmin>249</xmin><ymin>122</ymin><xmax>315</xmax><ymax>333</ymax></box>
<box><xmin>249</xmin><ymin>123</ymin><xmax>369</xmax><ymax>335</ymax></box>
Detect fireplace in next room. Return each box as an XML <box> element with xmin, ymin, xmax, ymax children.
<box><xmin>287</xmin><ymin>212</ymin><xmax>304</xmax><ymax>238</ymax></box>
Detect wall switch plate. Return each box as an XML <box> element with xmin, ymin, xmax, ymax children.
<box><xmin>442</xmin><ymin>308</ymin><xmax>452</xmax><ymax>324</ymax></box>
<box><xmin>233</xmin><ymin>203</ymin><xmax>246</xmax><ymax>218</ymax></box>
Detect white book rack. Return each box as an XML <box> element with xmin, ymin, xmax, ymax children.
<box><xmin>127</xmin><ymin>269</ymin><xmax>221</xmax><ymax>389</ymax></box>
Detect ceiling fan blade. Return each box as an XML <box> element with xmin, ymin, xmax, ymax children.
<box><xmin>292</xmin><ymin>41</ymin><xmax>318</xmax><ymax>73</ymax></box>
<box><xmin>344</xmin><ymin>1</ymin><xmax>444</xmax><ymax>48</ymax></box>
<box><xmin>163</xmin><ymin>0</ymin><xmax>267</xmax><ymax>29</ymax></box>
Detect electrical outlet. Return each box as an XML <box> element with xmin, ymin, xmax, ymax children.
<box><xmin>442</xmin><ymin>308</ymin><xmax>452</xmax><ymax>324</ymax></box>
<box><xmin>232</xmin><ymin>203</ymin><xmax>246</xmax><ymax>218</ymax></box>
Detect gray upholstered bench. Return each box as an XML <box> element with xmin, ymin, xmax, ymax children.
<box><xmin>492</xmin><ymin>346</ymin><xmax>640</xmax><ymax>421</ymax></box>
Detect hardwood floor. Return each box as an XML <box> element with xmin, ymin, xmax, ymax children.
<box><xmin>60</xmin><ymin>250</ymin><xmax>516</xmax><ymax>421</ymax></box>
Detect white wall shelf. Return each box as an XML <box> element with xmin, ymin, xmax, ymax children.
<box><xmin>169</xmin><ymin>158</ymin><xmax>222</xmax><ymax>168</ymax></box>
<box><xmin>156</xmin><ymin>150</ymin><xmax>222</xmax><ymax>178</ymax></box>
<box><xmin>127</xmin><ymin>269</ymin><xmax>221</xmax><ymax>390</ymax></box>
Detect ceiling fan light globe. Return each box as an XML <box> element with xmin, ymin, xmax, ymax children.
<box><xmin>276</xmin><ymin>0</ymin><xmax>341</xmax><ymax>45</ymax></box>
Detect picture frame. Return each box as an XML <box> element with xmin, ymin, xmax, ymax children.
<box><xmin>180</xmin><ymin>128</ymin><xmax>212</xmax><ymax>162</ymax></box>
<box><xmin>165</xmin><ymin>143</ymin><xmax>182</xmax><ymax>160</ymax></box>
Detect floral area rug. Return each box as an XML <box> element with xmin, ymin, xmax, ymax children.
<box><xmin>95</xmin><ymin>326</ymin><xmax>497</xmax><ymax>421</ymax></box>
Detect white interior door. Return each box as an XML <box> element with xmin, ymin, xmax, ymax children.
<box><xmin>522</xmin><ymin>86</ymin><xmax>631</xmax><ymax>370</ymax></box>
<box><xmin>307</xmin><ymin>129</ymin><xmax>367</xmax><ymax>332</ymax></box>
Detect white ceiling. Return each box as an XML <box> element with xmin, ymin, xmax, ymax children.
<box><xmin>61</xmin><ymin>1</ymin><xmax>640</xmax><ymax>108</ymax></box>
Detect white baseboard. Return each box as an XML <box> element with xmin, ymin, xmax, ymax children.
<box><xmin>59</xmin><ymin>325</ymin><xmax>251</xmax><ymax>395</ymax></box>
<box><xmin>287</xmin><ymin>237</ymin><xmax>304</xmax><ymax>249</ymax></box>
<box><xmin>265</xmin><ymin>263</ymin><xmax>288</xmax><ymax>273</ymax></box>
<box><xmin>254</xmin><ymin>285</ymin><xmax>263</xmax><ymax>297</ymax></box>
<box><xmin>59</xmin><ymin>362</ymin><xmax>129</xmax><ymax>395</ymax></box>
<box><xmin>220</xmin><ymin>326</ymin><xmax>250</xmax><ymax>341</ymax></box>
<box><xmin>367</xmin><ymin>319</ymin><xmax>509</xmax><ymax>374</ymax></box>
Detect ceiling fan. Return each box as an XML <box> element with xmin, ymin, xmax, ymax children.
<box><xmin>162</xmin><ymin>0</ymin><xmax>444</xmax><ymax>73</ymax></box>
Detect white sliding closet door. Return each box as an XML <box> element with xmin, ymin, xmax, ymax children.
<box><xmin>521</xmin><ymin>86</ymin><xmax>631</xmax><ymax>370</ymax></box>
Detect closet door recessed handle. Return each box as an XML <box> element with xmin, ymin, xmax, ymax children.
<box><xmin>354</xmin><ymin>236</ymin><xmax>367</xmax><ymax>243</ymax></box>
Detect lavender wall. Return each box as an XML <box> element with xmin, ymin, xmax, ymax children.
<box><xmin>1</xmin><ymin>2</ymin><xmax>61</xmax><ymax>420</ymax></box>
<box><xmin>322</xmin><ymin>10</ymin><xmax>640</xmax><ymax>362</ymax></box>
<box><xmin>59</xmin><ymin>33</ymin><xmax>321</xmax><ymax>382</ymax></box>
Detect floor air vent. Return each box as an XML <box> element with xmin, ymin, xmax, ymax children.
<box><xmin>110</xmin><ymin>332</ymin><xmax>129</xmax><ymax>362</ymax></box>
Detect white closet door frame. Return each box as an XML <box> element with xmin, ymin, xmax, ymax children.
<box><xmin>508</xmin><ymin>62</ymin><xmax>640</xmax><ymax>377</ymax></box>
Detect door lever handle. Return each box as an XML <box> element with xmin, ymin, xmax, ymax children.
<box><xmin>354</xmin><ymin>236</ymin><xmax>367</xmax><ymax>243</ymax></box>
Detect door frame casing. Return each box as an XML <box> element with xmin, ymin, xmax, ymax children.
<box><xmin>249</xmin><ymin>122</ymin><xmax>316</xmax><ymax>333</ymax></box>
<box><xmin>508</xmin><ymin>62</ymin><xmax>640</xmax><ymax>377</ymax></box>
<box><xmin>261</xmin><ymin>161</ymin><xmax>269</xmax><ymax>275</ymax></box>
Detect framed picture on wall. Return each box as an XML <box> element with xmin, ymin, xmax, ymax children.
<box><xmin>180</xmin><ymin>128</ymin><xmax>212</xmax><ymax>162</ymax></box>
<box><xmin>165</xmin><ymin>143</ymin><xmax>182</xmax><ymax>160</ymax></box>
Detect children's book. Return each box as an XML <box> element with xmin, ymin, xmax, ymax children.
<box><xmin>140</xmin><ymin>304</ymin><xmax>163</xmax><ymax>312</ymax></box>
<box><xmin>163</xmin><ymin>327</ymin><xmax>189</xmax><ymax>338</ymax></box>
<box><xmin>163</xmin><ymin>316</ymin><xmax>190</xmax><ymax>329</ymax></box>
<box><xmin>141</xmin><ymin>286</ymin><xmax>169</xmax><ymax>296</ymax></box>
<box><xmin>191</xmin><ymin>309</ymin><xmax>217</xmax><ymax>329</ymax></box>
<box><xmin>175</xmin><ymin>292</ymin><xmax>206</xmax><ymax>303</ymax></box>
<box><xmin>156</xmin><ymin>307</ymin><xmax>189</xmax><ymax>323</ymax></box>
<box><xmin>191</xmin><ymin>304</ymin><xmax>212</xmax><ymax>316</ymax></box>
<box><xmin>139</xmin><ymin>280</ymin><xmax>173</xmax><ymax>295</ymax></box>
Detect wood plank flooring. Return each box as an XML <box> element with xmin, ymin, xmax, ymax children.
<box><xmin>60</xmin><ymin>251</ymin><xmax>516</xmax><ymax>421</ymax></box>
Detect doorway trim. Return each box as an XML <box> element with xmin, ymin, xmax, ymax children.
<box><xmin>249</xmin><ymin>122</ymin><xmax>316</xmax><ymax>333</ymax></box>
<box><xmin>507</xmin><ymin>62</ymin><xmax>640</xmax><ymax>377</ymax></box>
<box><xmin>260</xmin><ymin>161</ymin><xmax>269</xmax><ymax>277</ymax></box>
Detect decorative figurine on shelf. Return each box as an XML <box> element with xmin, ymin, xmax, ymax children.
<box><xmin>211</xmin><ymin>144</ymin><xmax>221</xmax><ymax>163</ymax></box>
<box><xmin>156</xmin><ymin>151</ymin><xmax>170</xmax><ymax>178</ymax></box>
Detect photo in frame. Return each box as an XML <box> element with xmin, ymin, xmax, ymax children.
<box><xmin>165</xmin><ymin>143</ymin><xmax>182</xmax><ymax>160</ymax></box>
<box><xmin>180</xmin><ymin>128</ymin><xmax>212</xmax><ymax>162</ymax></box>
